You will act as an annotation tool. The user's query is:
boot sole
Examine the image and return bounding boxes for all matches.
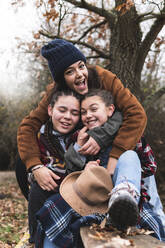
[108,195,139,230]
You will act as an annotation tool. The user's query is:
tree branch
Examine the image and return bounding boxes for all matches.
[39,30,109,58]
[77,19,107,41]
[144,87,165,111]
[70,40,109,58]
[135,13,165,77]
[64,0,116,27]
[138,12,165,22]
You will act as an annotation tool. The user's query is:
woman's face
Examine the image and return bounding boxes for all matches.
[64,61,88,95]
[48,95,80,134]
[81,96,115,130]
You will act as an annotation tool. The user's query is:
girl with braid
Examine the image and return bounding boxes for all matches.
[28,89,81,242]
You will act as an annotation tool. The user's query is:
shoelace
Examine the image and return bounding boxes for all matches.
[108,180,140,200]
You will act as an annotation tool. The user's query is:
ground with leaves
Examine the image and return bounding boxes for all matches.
[0,171,165,248]
[0,172,29,248]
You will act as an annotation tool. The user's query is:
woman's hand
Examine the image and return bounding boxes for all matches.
[77,126,89,147]
[85,159,100,170]
[78,136,100,155]
[107,157,118,175]
[33,166,60,191]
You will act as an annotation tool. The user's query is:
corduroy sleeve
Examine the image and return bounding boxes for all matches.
[87,111,123,149]
[17,83,54,170]
[96,65,147,159]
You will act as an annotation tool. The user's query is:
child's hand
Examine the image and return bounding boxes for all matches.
[79,136,100,155]
[33,166,60,191]
[85,159,100,170]
[77,126,89,146]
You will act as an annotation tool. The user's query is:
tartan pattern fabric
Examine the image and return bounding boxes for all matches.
[135,136,157,178]
[135,136,157,205]
[138,202,165,242]
[35,193,105,248]
[35,194,165,248]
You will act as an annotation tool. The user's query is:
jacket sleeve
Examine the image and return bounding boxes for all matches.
[17,84,54,170]
[65,144,86,174]
[96,65,147,159]
[87,111,123,149]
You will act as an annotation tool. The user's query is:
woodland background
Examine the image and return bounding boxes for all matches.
[0,0,165,190]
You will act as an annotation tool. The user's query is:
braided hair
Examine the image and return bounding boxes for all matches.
[43,89,81,160]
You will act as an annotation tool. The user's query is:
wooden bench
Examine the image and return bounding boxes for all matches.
[80,226,165,248]
[16,226,165,248]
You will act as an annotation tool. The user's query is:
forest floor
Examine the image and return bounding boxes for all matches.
[0,171,29,248]
[0,171,165,248]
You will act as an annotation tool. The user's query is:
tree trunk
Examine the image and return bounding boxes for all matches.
[108,5,142,98]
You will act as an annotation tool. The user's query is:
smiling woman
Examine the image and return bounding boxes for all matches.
[64,61,89,95]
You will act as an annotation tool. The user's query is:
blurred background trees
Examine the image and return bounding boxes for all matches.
[0,0,165,188]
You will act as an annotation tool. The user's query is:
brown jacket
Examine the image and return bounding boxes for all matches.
[17,65,147,170]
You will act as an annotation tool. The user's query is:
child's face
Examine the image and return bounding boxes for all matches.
[81,96,114,129]
[48,95,80,134]
[64,61,88,95]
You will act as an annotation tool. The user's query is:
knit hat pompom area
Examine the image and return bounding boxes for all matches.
[41,39,86,82]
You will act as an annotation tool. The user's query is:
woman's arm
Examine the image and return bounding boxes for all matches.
[96,65,147,159]
[17,83,54,170]
[65,143,86,174]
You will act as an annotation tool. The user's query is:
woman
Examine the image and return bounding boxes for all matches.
[17,39,147,193]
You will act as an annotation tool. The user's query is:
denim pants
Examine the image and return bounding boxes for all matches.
[44,237,58,248]
[112,150,141,198]
[143,175,165,229]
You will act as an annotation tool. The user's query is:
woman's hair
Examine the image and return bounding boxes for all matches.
[82,89,114,106]
[87,65,102,90]
[54,65,102,92]
[49,88,81,107]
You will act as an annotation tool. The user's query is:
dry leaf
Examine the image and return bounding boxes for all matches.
[100,217,106,229]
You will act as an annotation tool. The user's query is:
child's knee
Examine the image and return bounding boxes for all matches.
[120,150,139,161]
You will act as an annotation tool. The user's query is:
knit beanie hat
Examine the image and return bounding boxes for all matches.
[41,39,86,82]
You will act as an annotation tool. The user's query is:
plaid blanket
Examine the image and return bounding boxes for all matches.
[35,193,165,248]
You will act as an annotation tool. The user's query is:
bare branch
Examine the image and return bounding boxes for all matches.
[39,30,55,39]
[138,12,165,22]
[57,3,63,36]
[135,14,165,77]
[64,0,116,27]
[69,39,110,58]
[137,11,153,21]
[77,19,107,41]
[144,86,165,111]
[39,31,109,58]
[86,55,102,59]
[102,0,104,10]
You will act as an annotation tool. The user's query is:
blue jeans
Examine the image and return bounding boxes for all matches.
[143,175,165,229]
[44,236,58,248]
[112,150,141,198]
